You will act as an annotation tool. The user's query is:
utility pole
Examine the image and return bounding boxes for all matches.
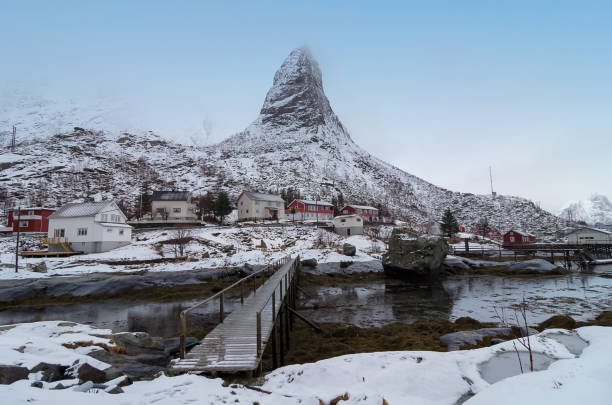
[11,126,16,151]
[15,206,21,273]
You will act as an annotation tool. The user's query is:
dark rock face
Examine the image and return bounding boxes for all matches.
[259,47,343,133]
[77,363,107,383]
[301,258,318,267]
[342,243,356,257]
[31,362,67,382]
[382,229,448,277]
[0,365,29,384]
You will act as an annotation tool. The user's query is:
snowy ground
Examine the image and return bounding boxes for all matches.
[0,226,386,280]
[0,320,610,404]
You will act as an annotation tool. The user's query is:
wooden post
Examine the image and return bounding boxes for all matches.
[179,312,187,359]
[219,292,224,323]
[15,207,21,273]
[279,305,285,366]
[550,251,554,264]
[240,282,244,304]
[256,312,262,357]
[271,290,277,369]
[464,238,469,254]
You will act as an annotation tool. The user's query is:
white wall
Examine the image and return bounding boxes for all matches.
[568,229,612,244]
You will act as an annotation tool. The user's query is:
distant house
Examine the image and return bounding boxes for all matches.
[503,230,536,244]
[488,228,502,239]
[5,207,56,233]
[285,199,334,221]
[565,227,612,244]
[340,205,379,222]
[236,191,285,221]
[333,214,363,236]
[47,201,132,253]
[419,221,443,236]
[151,191,198,220]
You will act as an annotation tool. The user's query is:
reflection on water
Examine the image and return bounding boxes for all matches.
[1,265,611,335]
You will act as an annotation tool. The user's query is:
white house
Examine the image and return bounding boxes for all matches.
[151,191,198,220]
[47,201,132,253]
[236,191,285,221]
[333,214,364,236]
[565,227,612,244]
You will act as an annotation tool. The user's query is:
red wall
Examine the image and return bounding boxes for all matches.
[7,209,55,233]
[286,200,333,215]
[503,231,536,244]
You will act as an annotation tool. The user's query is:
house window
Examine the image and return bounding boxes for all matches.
[119,229,124,235]
[101,214,108,222]
[54,229,65,237]
[107,228,113,233]
[28,210,34,215]
[173,207,181,213]
[341,219,346,223]
[256,209,259,214]
[255,201,260,205]
[510,236,515,242]
[19,221,28,227]
[110,214,121,222]
[77,228,87,236]
[357,218,361,222]
[240,201,243,206]
[246,209,249,214]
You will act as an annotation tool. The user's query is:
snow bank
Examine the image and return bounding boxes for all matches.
[0,321,610,404]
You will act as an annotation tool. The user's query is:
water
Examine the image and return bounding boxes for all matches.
[1,264,611,337]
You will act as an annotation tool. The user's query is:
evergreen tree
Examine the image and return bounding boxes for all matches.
[337,192,345,209]
[331,196,338,215]
[440,209,459,237]
[214,191,233,224]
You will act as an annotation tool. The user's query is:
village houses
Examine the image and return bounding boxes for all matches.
[3,207,56,234]
[565,227,612,244]
[151,191,198,221]
[285,199,334,221]
[236,191,285,221]
[47,201,132,253]
[340,204,379,222]
[503,229,537,244]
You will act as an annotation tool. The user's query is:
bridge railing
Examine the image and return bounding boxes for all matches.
[178,255,290,358]
[255,255,299,361]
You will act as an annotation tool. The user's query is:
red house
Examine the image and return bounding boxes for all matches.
[340,205,379,222]
[6,207,56,233]
[285,199,334,221]
[503,229,536,244]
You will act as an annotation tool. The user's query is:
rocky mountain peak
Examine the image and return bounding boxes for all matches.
[258,47,345,135]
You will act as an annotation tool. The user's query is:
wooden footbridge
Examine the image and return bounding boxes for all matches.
[170,255,301,375]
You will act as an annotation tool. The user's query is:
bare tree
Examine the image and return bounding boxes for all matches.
[171,227,192,258]
[494,297,534,373]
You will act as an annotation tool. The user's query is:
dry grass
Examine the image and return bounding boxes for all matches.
[62,340,127,354]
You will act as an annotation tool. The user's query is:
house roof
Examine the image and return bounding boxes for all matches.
[334,214,361,220]
[241,191,284,203]
[152,191,190,201]
[343,204,378,211]
[49,201,111,218]
[8,207,56,211]
[505,229,535,237]
[292,199,334,207]
[570,227,612,236]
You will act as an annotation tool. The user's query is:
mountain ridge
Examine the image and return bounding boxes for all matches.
[0,48,562,234]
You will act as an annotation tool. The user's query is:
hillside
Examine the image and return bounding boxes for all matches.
[560,194,612,226]
[0,48,562,233]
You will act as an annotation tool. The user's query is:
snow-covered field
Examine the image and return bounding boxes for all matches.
[0,225,385,280]
[0,320,609,404]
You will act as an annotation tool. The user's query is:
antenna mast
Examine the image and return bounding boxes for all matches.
[11,126,16,151]
[489,166,496,198]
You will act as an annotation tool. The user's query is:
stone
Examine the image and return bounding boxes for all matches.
[301,258,318,267]
[538,315,577,330]
[30,261,47,273]
[31,381,43,388]
[53,382,67,390]
[77,363,107,383]
[72,381,95,392]
[506,259,562,273]
[342,243,356,256]
[382,229,448,277]
[111,332,165,353]
[31,362,68,382]
[440,328,512,351]
[260,239,267,249]
[0,365,29,384]
[106,385,124,394]
[117,376,133,387]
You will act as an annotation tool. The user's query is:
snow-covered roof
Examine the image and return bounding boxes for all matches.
[343,204,378,211]
[334,214,360,219]
[152,191,190,201]
[49,201,111,218]
[293,199,334,207]
[8,207,56,211]
[506,229,535,237]
[100,222,132,228]
[569,227,612,235]
[241,191,284,202]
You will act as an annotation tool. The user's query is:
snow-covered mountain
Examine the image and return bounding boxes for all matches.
[0,47,562,233]
[559,194,612,226]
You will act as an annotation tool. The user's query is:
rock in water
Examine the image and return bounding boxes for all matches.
[382,229,448,277]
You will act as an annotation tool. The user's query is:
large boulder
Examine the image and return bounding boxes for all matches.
[31,362,67,382]
[0,365,29,384]
[382,229,448,277]
[77,363,107,383]
[342,243,356,257]
[301,258,318,268]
